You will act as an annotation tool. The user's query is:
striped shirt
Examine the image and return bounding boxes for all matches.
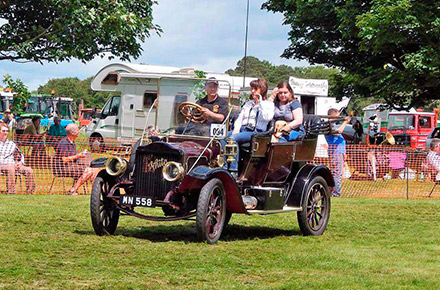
[0,139,24,165]
[234,99,274,132]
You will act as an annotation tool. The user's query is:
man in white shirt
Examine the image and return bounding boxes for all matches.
[0,123,35,193]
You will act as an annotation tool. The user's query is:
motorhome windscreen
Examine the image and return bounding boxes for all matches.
[157,77,232,139]
[388,115,415,129]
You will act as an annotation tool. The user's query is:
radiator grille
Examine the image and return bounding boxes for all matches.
[134,152,180,200]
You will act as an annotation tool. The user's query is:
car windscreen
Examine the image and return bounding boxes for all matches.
[388,115,415,130]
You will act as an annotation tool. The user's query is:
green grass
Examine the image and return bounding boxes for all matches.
[0,196,439,289]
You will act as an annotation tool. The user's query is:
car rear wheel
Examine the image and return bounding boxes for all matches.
[90,176,120,236]
[196,178,227,244]
[297,176,331,236]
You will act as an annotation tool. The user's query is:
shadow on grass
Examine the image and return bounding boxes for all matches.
[75,223,301,243]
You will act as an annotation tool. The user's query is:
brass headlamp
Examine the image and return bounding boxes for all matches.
[105,156,128,176]
[224,137,238,163]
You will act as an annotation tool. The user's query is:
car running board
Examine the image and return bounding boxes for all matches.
[247,206,302,215]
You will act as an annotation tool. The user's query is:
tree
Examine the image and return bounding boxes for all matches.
[0,0,161,62]
[262,0,440,108]
[37,77,111,109]
[3,75,30,115]
[226,56,340,94]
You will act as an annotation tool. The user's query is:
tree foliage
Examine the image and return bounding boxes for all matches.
[225,56,340,95]
[2,74,30,115]
[0,0,161,62]
[262,0,440,108]
[37,77,111,109]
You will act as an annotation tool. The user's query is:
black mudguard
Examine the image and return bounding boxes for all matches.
[187,166,246,213]
[286,164,334,208]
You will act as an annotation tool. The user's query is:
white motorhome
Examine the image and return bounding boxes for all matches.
[87,63,256,145]
[288,77,350,158]
[289,76,349,114]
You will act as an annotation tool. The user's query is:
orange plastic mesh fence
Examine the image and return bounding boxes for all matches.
[0,135,133,195]
[1,135,440,199]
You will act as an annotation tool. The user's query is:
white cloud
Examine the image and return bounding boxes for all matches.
[0,0,307,90]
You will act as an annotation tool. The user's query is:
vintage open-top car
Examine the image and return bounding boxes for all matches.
[90,79,336,244]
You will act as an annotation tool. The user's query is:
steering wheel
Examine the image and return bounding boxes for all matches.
[178,102,207,124]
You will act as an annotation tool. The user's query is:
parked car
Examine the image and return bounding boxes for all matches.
[89,80,335,244]
[425,127,440,148]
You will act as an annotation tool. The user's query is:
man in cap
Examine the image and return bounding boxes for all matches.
[2,109,12,125]
[184,77,228,136]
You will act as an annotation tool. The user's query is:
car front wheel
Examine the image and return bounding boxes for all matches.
[196,178,227,244]
[90,176,120,236]
[297,175,331,236]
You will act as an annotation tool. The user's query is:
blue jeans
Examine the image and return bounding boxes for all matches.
[329,151,344,194]
[279,130,303,142]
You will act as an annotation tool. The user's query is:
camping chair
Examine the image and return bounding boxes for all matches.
[49,161,89,195]
[0,171,24,193]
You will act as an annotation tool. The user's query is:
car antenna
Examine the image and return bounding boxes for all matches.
[140,98,159,146]
[187,107,233,174]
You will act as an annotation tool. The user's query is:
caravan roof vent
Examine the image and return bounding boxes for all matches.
[174,68,195,74]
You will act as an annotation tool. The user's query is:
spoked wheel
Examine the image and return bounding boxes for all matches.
[196,178,227,244]
[297,176,331,236]
[90,176,120,236]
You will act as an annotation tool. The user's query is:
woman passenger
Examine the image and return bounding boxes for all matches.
[269,81,304,142]
[228,78,275,172]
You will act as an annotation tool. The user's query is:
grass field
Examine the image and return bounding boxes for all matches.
[0,196,439,289]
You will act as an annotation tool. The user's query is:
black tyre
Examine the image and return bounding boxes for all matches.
[89,135,104,153]
[224,210,232,229]
[297,176,331,236]
[90,176,120,236]
[196,178,227,244]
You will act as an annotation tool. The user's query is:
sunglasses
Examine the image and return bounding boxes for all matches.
[0,129,9,133]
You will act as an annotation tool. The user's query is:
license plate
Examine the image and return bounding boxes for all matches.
[119,195,155,207]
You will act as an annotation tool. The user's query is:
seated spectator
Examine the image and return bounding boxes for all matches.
[268,81,304,142]
[427,138,440,174]
[48,116,66,139]
[24,116,42,136]
[2,109,12,125]
[53,123,98,195]
[0,123,35,193]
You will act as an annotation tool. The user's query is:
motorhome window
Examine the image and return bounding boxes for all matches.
[419,116,431,128]
[109,96,121,116]
[388,115,415,129]
[143,91,157,108]
[101,98,111,116]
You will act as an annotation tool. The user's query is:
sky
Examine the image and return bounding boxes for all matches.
[0,0,307,91]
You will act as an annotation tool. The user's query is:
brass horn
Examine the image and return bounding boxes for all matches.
[105,156,128,176]
[380,132,396,145]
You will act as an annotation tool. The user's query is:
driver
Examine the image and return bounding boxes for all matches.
[184,77,228,136]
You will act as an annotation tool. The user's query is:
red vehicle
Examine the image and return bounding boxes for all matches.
[387,109,439,149]
[78,108,98,127]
